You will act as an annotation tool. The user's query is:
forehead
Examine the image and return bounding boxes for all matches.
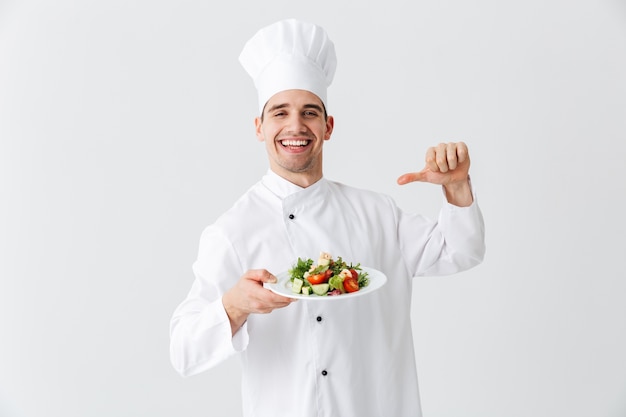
[264,89,324,110]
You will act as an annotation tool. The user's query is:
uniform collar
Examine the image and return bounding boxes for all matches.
[261,169,325,200]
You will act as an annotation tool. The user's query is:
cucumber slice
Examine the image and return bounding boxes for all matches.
[291,278,304,294]
[311,283,330,296]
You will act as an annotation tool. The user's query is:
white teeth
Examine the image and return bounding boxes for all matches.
[281,139,309,146]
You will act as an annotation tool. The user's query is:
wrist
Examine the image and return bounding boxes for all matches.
[443,177,473,207]
[222,291,248,335]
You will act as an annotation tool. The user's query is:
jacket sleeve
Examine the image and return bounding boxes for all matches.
[169,225,249,377]
[399,185,486,277]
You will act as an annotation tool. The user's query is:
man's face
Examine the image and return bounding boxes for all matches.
[255,89,334,186]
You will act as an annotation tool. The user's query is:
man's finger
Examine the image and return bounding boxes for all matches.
[425,146,438,173]
[261,272,277,284]
[247,269,277,284]
[397,170,428,185]
[446,143,458,170]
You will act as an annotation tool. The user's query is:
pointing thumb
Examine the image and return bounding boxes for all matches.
[397,170,427,185]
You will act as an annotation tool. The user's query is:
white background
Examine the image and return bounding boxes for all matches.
[1,0,625,416]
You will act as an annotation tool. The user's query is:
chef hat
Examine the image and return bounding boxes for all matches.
[239,18,337,115]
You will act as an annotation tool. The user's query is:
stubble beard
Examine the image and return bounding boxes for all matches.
[277,154,317,174]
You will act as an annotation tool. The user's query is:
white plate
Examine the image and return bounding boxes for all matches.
[265,266,387,300]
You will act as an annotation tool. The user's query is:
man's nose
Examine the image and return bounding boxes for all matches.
[285,114,307,132]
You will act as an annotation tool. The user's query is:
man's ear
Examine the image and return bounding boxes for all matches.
[324,115,334,141]
[254,117,264,142]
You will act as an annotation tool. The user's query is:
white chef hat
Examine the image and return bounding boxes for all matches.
[239,18,337,115]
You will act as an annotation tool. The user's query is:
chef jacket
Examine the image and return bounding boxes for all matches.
[170,170,485,417]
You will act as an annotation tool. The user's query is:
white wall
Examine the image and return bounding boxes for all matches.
[1,0,625,416]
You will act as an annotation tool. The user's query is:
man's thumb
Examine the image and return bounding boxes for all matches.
[397,170,427,185]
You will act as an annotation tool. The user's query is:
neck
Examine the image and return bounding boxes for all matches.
[270,168,322,188]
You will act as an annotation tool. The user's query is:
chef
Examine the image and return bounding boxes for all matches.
[170,18,486,417]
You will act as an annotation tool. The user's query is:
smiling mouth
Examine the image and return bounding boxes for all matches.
[280,139,311,147]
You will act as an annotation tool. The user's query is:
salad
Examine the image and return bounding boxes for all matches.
[288,252,370,296]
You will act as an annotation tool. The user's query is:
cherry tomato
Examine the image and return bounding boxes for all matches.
[308,269,332,285]
[343,277,359,293]
[349,269,359,280]
[307,273,326,285]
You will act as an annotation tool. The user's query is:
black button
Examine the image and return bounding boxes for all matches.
[321,370,328,376]
[316,316,322,322]
[288,214,295,220]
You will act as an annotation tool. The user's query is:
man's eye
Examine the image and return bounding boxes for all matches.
[304,111,318,117]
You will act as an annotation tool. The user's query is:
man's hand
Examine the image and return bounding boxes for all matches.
[222,269,296,335]
[396,142,473,207]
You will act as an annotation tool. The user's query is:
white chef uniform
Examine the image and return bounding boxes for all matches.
[170,170,485,417]
[170,18,486,417]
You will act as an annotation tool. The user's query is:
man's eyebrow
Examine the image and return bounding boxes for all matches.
[303,103,324,112]
[265,103,324,113]
[266,103,289,113]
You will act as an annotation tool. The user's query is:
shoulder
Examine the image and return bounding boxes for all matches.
[326,179,396,206]
[203,181,275,234]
